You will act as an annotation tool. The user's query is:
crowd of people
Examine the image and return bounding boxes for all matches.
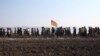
[0,26,100,38]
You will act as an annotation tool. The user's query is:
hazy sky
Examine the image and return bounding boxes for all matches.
[0,0,100,27]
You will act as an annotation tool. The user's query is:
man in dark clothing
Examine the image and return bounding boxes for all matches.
[36,28,39,37]
[7,28,12,37]
[73,27,76,36]
[23,29,29,36]
[17,27,22,36]
[31,28,35,37]
[0,28,3,36]
[41,27,45,37]
[51,27,55,37]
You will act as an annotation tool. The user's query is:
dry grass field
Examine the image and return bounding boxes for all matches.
[0,37,100,56]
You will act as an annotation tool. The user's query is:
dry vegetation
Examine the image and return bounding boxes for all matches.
[0,37,100,56]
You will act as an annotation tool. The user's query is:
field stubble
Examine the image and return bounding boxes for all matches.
[0,37,100,56]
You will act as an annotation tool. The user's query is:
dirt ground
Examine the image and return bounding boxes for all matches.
[0,37,100,56]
